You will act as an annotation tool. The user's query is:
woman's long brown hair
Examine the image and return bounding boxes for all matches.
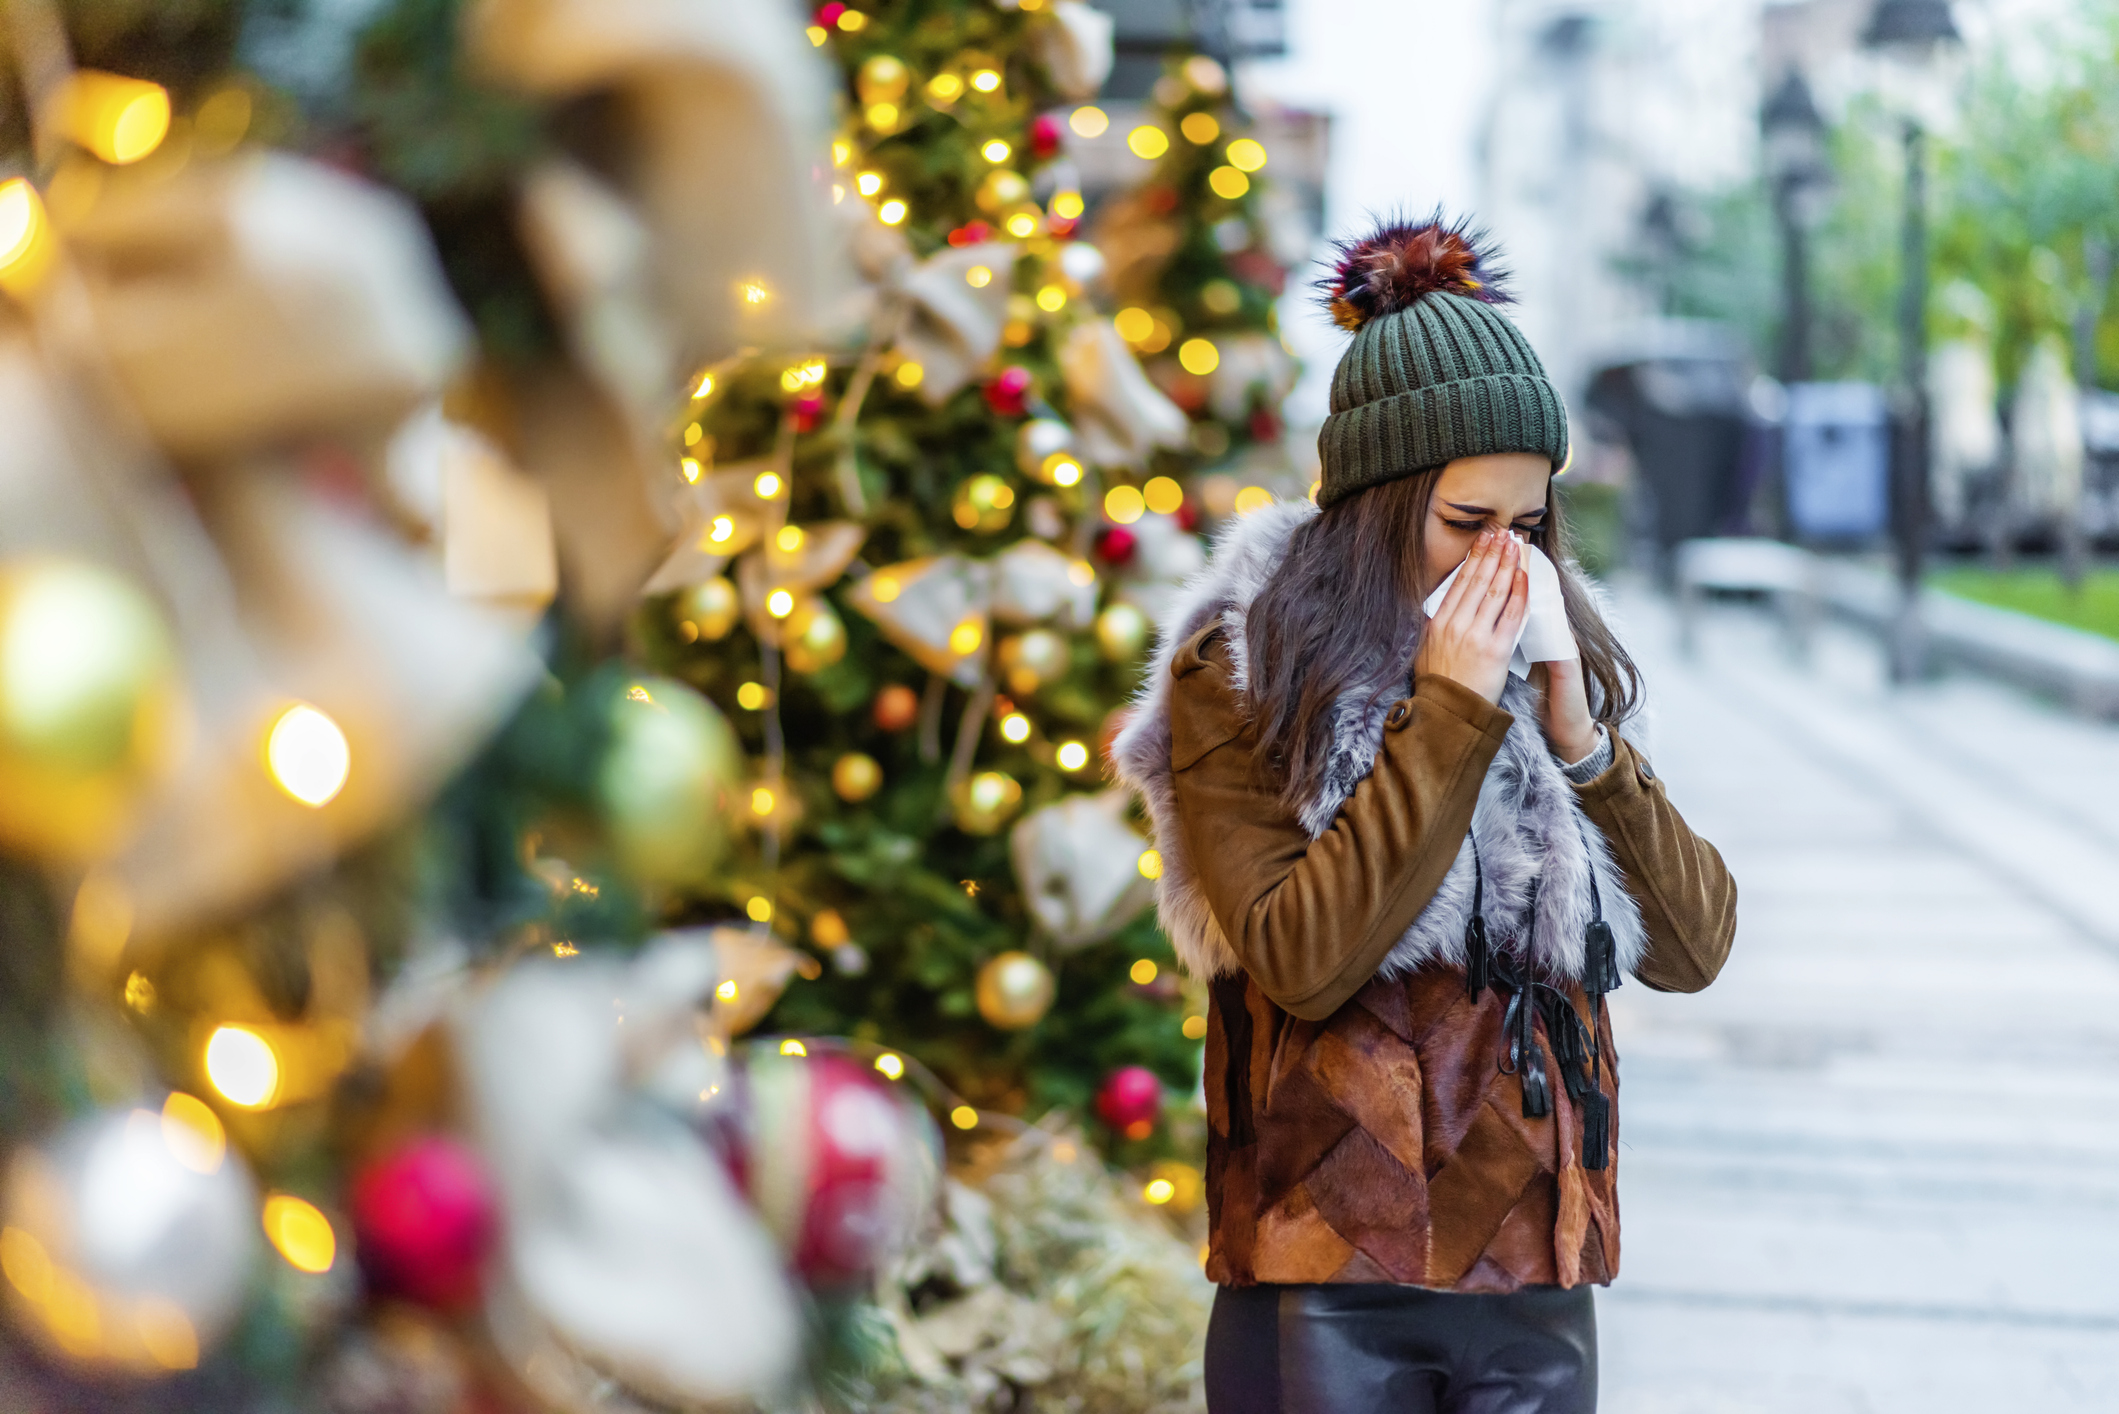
[1245,470,1642,816]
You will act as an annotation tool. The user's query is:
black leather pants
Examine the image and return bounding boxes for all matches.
[1204,1283,1597,1414]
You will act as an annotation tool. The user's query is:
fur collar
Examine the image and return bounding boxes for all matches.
[1111,500,1647,987]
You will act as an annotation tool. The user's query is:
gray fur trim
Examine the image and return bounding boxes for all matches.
[1110,500,1647,987]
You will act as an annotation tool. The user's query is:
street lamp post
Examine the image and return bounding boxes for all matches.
[1863,0,1962,684]
[1761,71,1829,387]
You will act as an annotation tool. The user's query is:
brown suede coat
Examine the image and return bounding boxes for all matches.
[1167,625,1736,1292]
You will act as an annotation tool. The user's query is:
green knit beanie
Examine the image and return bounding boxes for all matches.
[1316,217,1568,509]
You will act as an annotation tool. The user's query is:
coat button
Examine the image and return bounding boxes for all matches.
[1385,701,1414,730]
[1637,757,1655,783]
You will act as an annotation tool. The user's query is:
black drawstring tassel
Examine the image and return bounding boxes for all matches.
[1580,1088,1610,1168]
[1582,834,1623,996]
[1501,981,1551,1119]
[1464,845,1491,999]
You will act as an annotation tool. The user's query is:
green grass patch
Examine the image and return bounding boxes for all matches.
[1931,567,2119,643]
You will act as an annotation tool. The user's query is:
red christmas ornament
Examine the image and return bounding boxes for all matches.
[743,1050,932,1287]
[1095,1066,1163,1139]
[1094,525,1138,568]
[983,366,1033,418]
[948,220,993,247]
[1249,407,1282,444]
[1028,113,1065,160]
[1175,499,1201,532]
[350,1137,498,1310]
[873,683,920,732]
[791,391,828,433]
[814,2,847,26]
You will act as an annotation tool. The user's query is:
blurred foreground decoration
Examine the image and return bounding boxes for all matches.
[0,0,894,1408]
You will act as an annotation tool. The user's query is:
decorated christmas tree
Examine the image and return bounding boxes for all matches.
[1089,52,1303,507]
[0,0,957,1409]
[646,0,1216,1148]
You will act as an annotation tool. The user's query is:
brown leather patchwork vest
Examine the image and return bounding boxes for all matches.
[1202,963,1620,1292]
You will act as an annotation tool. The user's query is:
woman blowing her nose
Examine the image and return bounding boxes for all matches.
[1114,214,1737,1414]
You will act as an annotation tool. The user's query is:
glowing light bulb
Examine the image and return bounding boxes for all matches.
[1180,112,1220,144]
[965,264,993,288]
[1052,459,1082,487]
[204,1026,278,1108]
[1234,485,1275,516]
[875,1052,905,1079]
[894,361,925,388]
[59,72,171,165]
[779,1038,807,1056]
[740,280,770,306]
[1069,106,1109,138]
[1178,337,1221,375]
[1137,849,1164,880]
[1131,958,1159,984]
[970,69,1002,93]
[1114,306,1155,343]
[950,1105,978,1130]
[1144,476,1185,515]
[1005,212,1038,238]
[1183,1014,1208,1040]
[0,180,46,275]
[1051,190,1085,219]
[160,1093,225,1174]
[754,471,784,498]
[1128,125,1170,160]
[999,712,1032,743]
[981,139,1011,163]
[1144,1178,1176,1204]
[949,620,983,655]
[737,682,769,710]
[717,980,739,1002]
[1225,138,1268,171]
[707,515,735,545]
[747,896,774,922]
[1104,485,1146,525]
[767,589,795,618]
[680,457,703,484]
[266,703,350,808]
[1056,741,1089,771]
[856,170,884,196]
[878,198,908,225]
[871,575,901,603]
[1208,165,1249,200]
[262,1194,336,1274]
[776,525,805,552]
[751,786,776,816]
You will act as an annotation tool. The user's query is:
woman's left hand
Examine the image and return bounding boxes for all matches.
[1529,658,1600,765]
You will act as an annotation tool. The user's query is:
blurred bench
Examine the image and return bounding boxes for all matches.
[1673,537,1822,662]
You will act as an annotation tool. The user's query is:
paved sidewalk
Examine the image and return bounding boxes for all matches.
[1595,587,2119,1413]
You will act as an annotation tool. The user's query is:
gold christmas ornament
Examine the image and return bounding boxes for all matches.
[999,629,1070,695]
[1094,603,1150,662]
[1015,418,1079,484]
[0,558,178,862]
[831,752,883,802]
[743,778,803,832]
[781,597,847,673]
[856,55,911,104]
[975,950,1055,1030]
[951,475,1016,533]
[952,769,1023,835]
[974,169,1032,214]
[677,577,741,641]
[846,556,993,688]
[1145,1159,1206,1215]
[599,677,741,885]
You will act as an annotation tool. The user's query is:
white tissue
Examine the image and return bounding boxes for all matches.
[1420,540,1578,679]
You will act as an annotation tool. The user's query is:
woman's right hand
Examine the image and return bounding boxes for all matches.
[1413,529,1528,705]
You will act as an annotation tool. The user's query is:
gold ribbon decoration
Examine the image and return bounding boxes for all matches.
[886,240,1022,406]
[1058,318,1190,470]
[734,519,867,641]
[641,458,789,596]
[846,556,994,689]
